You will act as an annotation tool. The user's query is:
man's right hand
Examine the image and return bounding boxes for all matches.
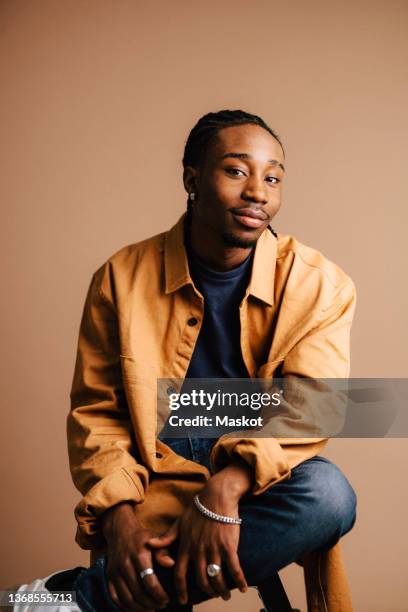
[101,502,172,611]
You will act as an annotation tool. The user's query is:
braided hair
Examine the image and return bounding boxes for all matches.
[182,109,282,237]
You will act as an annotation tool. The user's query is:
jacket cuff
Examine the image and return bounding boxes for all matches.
[209,436,291,495]
[73,467,146,550]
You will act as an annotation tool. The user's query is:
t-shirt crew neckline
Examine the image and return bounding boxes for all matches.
[185,240,254,281]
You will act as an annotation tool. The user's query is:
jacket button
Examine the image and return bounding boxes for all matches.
[187,317,198,326]
[167,385,177,396]
[155,452,163,459]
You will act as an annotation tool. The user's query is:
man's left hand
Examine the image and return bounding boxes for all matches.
[147,462,251,606]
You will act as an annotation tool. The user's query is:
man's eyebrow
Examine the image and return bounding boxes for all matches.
[220,152,285,172]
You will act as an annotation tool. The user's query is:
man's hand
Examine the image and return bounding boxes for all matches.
[148,460,252,606]
[101,502,171,611]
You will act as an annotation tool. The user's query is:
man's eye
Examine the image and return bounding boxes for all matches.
[266,176,280,184]
[226,168,246,176]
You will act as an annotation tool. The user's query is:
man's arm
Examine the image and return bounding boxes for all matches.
[68,263,176,610]
[147,275,358,608]
[147,456,253,605]
[67,262,149,549]
[209,276,357,494]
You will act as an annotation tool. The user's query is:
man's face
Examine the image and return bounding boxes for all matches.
[186,123,285,248]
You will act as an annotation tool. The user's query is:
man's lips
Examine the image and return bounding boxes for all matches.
[231,208,268,229]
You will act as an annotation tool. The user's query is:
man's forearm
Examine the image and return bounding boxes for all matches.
[101,460,253,538]
[205,457,253,501]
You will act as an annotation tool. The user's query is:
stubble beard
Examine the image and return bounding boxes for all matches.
[221,231,260,249]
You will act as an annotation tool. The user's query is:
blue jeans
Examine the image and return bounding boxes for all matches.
[72,437,357,611]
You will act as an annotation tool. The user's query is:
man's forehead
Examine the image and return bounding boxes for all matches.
[213,124,284,163]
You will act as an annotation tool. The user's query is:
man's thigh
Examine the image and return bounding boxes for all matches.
[235,454,357,583]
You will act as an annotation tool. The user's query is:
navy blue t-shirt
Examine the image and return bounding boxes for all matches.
[185,244,254,379]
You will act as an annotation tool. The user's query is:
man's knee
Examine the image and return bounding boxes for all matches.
[307,457,357,540]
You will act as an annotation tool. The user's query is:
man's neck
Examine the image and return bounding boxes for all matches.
[188,219,254,272]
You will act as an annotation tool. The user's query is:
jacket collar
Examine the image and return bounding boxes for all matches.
[164,213,276,306]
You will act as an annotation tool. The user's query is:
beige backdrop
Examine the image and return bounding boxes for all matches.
[1,1,407,610]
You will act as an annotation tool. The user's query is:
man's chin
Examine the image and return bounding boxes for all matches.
[221,231,260,249]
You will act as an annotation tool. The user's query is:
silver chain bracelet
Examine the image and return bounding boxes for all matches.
[193,494,243,524]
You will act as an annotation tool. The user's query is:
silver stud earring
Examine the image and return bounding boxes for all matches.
[189,192,196,201]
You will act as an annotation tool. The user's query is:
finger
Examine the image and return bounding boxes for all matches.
[224,549,249,593]
[206,557,231,601]
[148,523,179,548]
[113,575,148,611]
[138,569,171,609]
[174,550,190,605]
[195,551,218,597]
[120,554,170,609]
[107,579,122,610]
[153,547,176,567]
[148,534,177,547]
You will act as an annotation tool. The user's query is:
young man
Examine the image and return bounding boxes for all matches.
[13,110,357,612]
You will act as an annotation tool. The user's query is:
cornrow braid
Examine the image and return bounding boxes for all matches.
[183,109,283,234]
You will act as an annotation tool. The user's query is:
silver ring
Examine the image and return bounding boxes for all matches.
[139,567,155,580]
[206,563,221,578]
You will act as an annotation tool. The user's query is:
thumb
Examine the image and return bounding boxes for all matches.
[147,522,179,547]
[153,547,175,567]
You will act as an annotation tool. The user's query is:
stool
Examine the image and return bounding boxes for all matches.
[256,572,299,612]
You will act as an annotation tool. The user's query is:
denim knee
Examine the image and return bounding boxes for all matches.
[308,457,357,544]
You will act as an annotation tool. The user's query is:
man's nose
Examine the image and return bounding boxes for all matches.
[241,176,268,204]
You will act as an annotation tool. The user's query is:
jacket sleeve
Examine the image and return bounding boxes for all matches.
[67,263,149,550]
[209,277,357,495]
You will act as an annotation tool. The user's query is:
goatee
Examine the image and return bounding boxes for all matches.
[221,232,259,249]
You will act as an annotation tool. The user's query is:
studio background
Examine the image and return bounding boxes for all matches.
[1,1,407,610]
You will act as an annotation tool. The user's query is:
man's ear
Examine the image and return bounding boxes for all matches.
[183,166,199,196]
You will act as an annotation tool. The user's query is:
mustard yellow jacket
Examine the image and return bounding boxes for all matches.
[67,214,357,611]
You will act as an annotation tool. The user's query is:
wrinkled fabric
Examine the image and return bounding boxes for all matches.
[73,437,356,611]
[67,214,357,611]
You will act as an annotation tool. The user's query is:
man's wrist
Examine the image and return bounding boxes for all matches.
[101,501,138,540]
[207,459,253,500]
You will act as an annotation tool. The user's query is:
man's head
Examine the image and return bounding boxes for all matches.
[183,110,285,249]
